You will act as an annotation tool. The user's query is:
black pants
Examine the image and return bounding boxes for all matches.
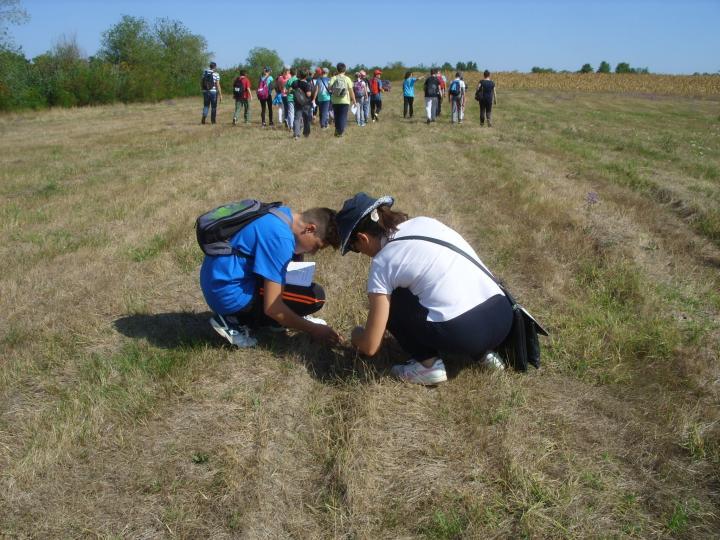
[260,98,273,125]
[403,96,414,118]
[228,282,325,328]
[480,100,493,124]
[387,288,513,361]
[437,95,443,116]
[370,96,382,119]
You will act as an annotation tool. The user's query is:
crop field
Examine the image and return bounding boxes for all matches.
[462,72,720,98]
[1,88,719,538]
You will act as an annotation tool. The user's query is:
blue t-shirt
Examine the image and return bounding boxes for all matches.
[403,77,418,97]
[199,207,294,314]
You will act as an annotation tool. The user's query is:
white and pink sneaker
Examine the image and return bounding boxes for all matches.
[391,358,447,385]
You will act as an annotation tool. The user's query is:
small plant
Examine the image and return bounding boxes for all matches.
[191,452,209,464]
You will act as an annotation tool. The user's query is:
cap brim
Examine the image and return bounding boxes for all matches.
[340,195,394,255]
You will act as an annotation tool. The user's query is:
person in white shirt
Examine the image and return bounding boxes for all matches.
[201,61,222,125]
[336,193,514,385]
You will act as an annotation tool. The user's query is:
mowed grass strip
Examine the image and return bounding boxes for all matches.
[1,91,719,538]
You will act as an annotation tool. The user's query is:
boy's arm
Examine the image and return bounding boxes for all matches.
[263,279,341,344]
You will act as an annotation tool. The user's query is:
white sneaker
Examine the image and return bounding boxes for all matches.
[210,315,257,348]
[391,358,447,385]
[303,315,327,326]
[480,351,505,371]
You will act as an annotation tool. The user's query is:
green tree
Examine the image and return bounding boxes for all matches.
[455,61,466,71]
[579,63,593,73]
[597,61,611,73]
[246,46,283,82]
[531,66,555,73]
[466,60,478,71]
[441,61,453,71]
[615,62,632,73]
[154,18,208,97]
[99,15,161,101]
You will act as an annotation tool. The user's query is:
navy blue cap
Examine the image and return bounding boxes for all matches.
[337,193,394,255]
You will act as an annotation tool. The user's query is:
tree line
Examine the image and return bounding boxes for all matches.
[532,61,650,74]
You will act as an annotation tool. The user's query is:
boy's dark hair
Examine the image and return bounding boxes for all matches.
[240,69,247,76]
[209,62,217,69]
[455,71,461,78]
[404,71,412,79]
[290,68,296,76]
[336,62,346,73]
[301,208,340,249]
[484,70,490,77]
[351,206,409,244]
[297,68,307,79]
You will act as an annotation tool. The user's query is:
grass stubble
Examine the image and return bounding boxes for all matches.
[0,87,719,538]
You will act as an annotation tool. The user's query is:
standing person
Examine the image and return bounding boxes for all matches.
[257,67,274,128]
[353,71,370,126]
[284,68,298,131]
[291,69,314,139]
[200,203,342,348]
[201,61,222,125]
[436,71,447,116]
[276,67,291,129]
[232,69,252,125]
[448,71,466,124]
[402,71,423,119]
[423,69,441,124]
[329,62,356,137]
[369,69,385,122]
[476,70,497,127]
[313,67,331,129]
[336,193,514,385]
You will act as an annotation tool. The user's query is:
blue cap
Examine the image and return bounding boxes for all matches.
[336,193,394,255]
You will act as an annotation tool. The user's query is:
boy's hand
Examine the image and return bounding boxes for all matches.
[310,324,343,345]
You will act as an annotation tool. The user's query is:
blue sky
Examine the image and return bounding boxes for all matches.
[9,0,720,74]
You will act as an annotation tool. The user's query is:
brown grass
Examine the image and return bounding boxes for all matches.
[1,90,719,538]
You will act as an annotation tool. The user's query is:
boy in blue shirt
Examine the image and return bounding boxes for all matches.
[200,206,341,346]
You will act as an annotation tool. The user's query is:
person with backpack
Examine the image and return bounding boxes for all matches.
[290,69,314,139]
[201,61,222,125]
[369,69,385,122]
[423,69,441,124]
[335,192,513,385]
[436,72,447,116]
[284,68,298,131]
[476,70,497,127]
[312,67,331,129]
[257,67,274,128]
[353,71,370,127]
[200,202,342,348]
[231,69,252,125]
[448,71,466,124]
[328,62,356,137]
[402,71,424,119]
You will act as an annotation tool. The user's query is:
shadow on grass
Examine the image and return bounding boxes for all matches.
[113,312,486,385]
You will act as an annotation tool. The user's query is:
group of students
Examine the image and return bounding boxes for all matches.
[200,62,498,138]
[200,193,512,386]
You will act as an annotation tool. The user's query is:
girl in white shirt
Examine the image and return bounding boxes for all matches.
[336,193,513,385]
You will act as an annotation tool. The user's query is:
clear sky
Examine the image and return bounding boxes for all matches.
[8,0,720,74]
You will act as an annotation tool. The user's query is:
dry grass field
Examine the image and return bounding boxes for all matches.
[1,88,719,538]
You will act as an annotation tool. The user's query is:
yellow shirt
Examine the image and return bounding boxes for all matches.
[328,74,354,105]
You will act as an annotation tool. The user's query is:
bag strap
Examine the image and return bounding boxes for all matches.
[388,235,515,304]
[389,234,548,336]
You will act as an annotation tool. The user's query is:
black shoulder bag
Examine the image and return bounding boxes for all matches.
[389,235,549,371]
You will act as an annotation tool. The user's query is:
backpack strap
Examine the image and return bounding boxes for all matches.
[232,207,292,258]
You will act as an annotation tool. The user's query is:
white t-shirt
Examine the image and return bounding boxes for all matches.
[367,217,504,322]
